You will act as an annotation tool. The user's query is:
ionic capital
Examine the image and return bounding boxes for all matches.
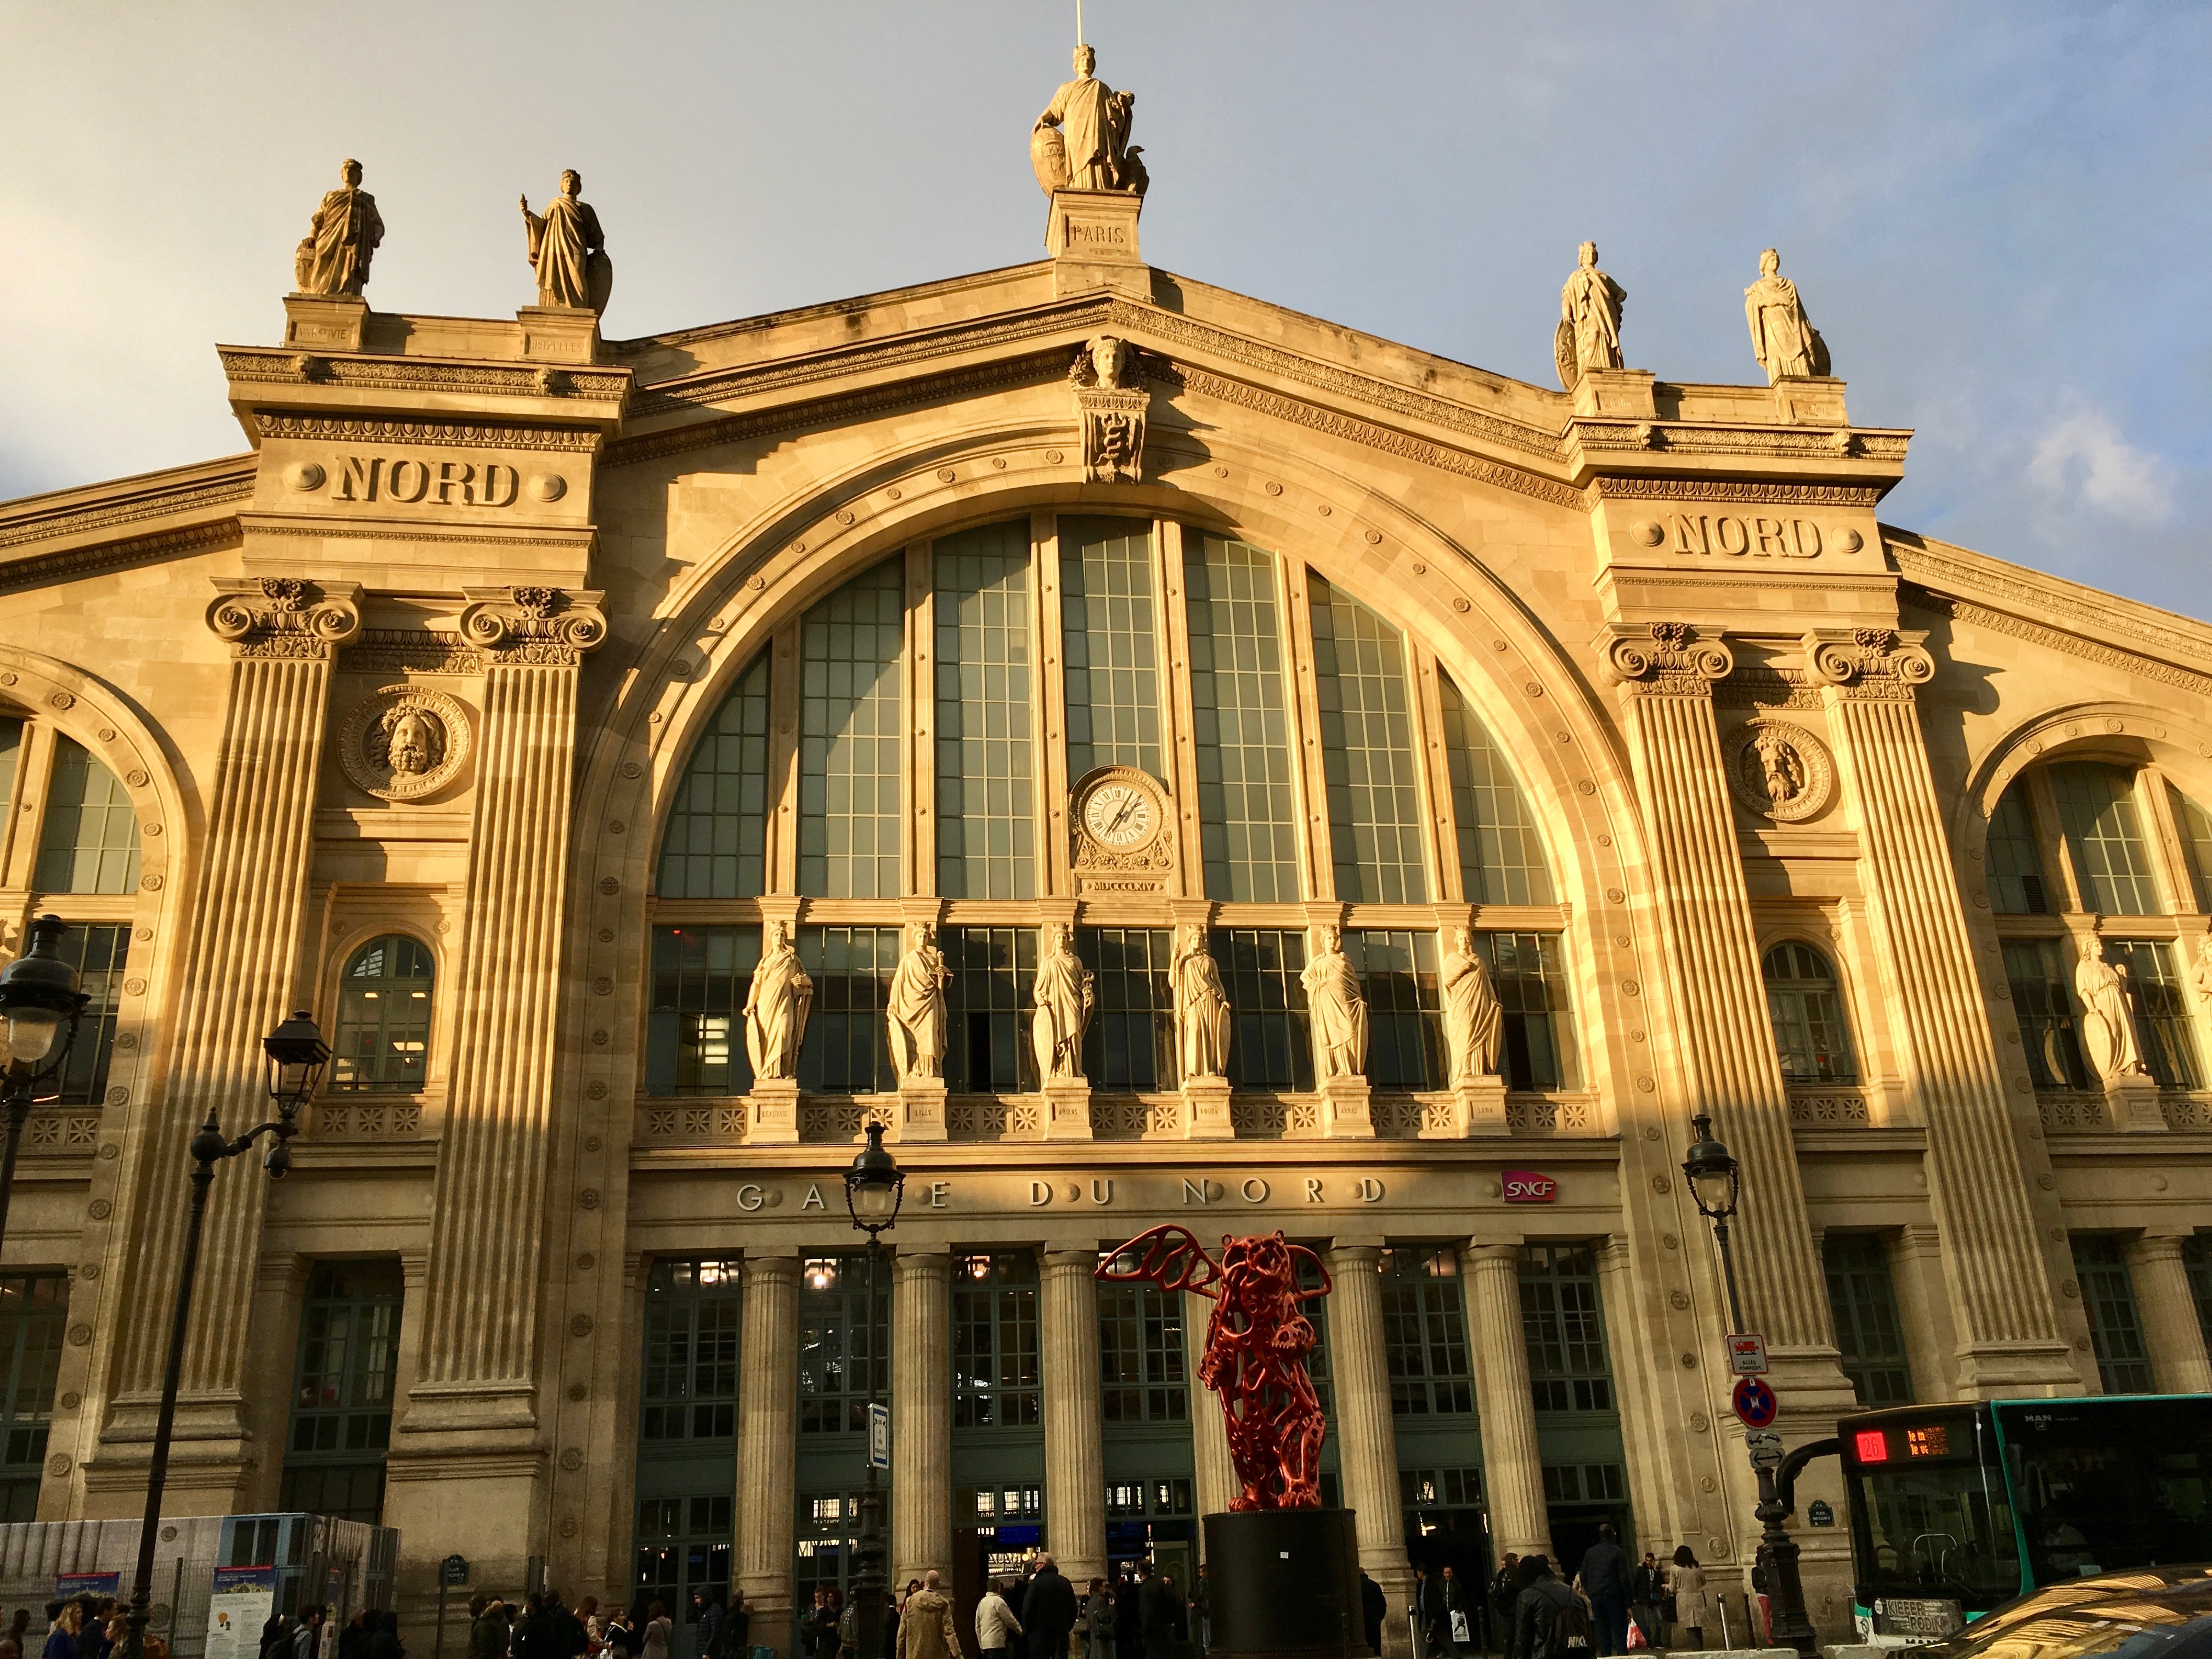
[1598,620,1733,694]
[206,575,362,659]
[458,585,608,664]
[1801,627,1936,699]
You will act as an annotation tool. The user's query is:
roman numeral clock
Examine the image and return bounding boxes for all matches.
[1069,765,1174,895]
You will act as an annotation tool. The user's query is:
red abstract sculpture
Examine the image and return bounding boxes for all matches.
[1097,1225,1332,1510]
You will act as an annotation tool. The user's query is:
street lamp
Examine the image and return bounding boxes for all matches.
[842,1123,903,1659]
[122,1011,329,1659]
[0,916,89,1259]
[1680,1111,1817,1659]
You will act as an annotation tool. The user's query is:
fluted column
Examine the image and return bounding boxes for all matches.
[2126,1234,2212,1393]
[1325,1243,1413,1657]
[738,1252,800,1658]
[1041,1249,1107,1585]
[893,1251,953,1587]
[1462,1244,1553,1564]
[1807,629,2075,1395]
[96,578,359,1505]
[1182,1284,1237,1527]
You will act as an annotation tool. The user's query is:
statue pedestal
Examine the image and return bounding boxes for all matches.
[1201,1509,1365,1659]
[1041,1081,1093,1141]
[1436,1077,1509,1138]
[2104,1072,2168,1133]
[1771,374,1849,426]
[1571,368,1656,420]
[1316,1076,1374,1139]
[748,1079,799,1146]
[1048,188,1148,301]
[896,1079,949,1144]
[1184,1077,1234,1141]
[516,304,602,364]
[283,294,368,353]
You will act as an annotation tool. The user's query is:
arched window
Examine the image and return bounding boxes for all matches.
[1308,573,1427,902]
[331,936,435,1092]
[659,652,770,899]
[1438,672,1553,905]
[1763,943,1858,1084]
[799,561,904,899]
[33,736,139,894]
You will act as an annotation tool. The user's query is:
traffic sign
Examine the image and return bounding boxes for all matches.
[1745,1430,1783,1470]
[868,1402,891,1469]
[1732,1375,1778,1429]
[1726,1334,1768,1376]
[442,1555,469,1586]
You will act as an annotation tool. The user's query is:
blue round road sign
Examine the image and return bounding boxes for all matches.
[1732,1376,1777,1428]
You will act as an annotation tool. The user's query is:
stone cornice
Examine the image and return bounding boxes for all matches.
[0,458,255,552]
[1909,586,2212,703]
[219,347,631,405]
[1588,476,1886,507]
[0,517,242,596]
[253,411,603,454]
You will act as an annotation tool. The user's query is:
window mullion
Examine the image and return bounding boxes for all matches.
[0,724,58,895]
[1280,559,1334,902]
[2140,768,2203,925]
[905,541,935,899]
[766,619,802,896]
[2029,770,2087,914]
[1156,519,1206,898]
[1409,644,1463,906]
[1033,511,1073,899]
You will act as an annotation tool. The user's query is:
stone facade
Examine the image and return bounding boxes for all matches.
[3,202,2211,1657]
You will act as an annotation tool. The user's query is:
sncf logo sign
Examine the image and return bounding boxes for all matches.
[1502,1170,1557,1204]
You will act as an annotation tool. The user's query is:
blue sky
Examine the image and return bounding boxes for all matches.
[3,1,2205,616]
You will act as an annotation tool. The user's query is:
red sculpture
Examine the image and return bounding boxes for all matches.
[1097,1225,1332,1510]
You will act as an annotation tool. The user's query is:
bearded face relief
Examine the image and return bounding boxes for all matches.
[383,706,442,776]
[340,685,471,802]
[1729,718,1833,823]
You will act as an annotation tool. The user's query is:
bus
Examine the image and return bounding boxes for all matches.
[1837,1396,2212,1643]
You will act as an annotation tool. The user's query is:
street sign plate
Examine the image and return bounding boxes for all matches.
[1726,1333,1768,1375]
[1808,1500,1835,1528]
[1745,1430,1783,1470]
[1732,1375,1778,1429]
[868,1401,890,1469]
[442,1555,469,1585]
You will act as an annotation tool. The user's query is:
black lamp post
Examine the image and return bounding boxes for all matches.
[122,1011,329,1659]
[842,1123,904,1659]
[0,915,89,1257]
[1680,1112,1817,1658]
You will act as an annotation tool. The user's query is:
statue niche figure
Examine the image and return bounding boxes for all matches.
[1300,925,1369,1082]
[293,159,383,297]
[1744,248,1831,384]
[1441,929,1502,1087]
[520,170,613,313]
[887,923,951,1081]
[2075,952,2149,1081]
[744,920,813,1084]
[1032,923,1097,1084]
[1555,240,1627,388]
[1032,44,1146,196]
[1172,926,1232,1082]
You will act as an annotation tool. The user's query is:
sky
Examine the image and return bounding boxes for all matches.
[2,1,2207,617]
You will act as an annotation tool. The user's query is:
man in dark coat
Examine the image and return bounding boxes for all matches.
[1358,1573,1386,1656]
[1575,1526,1629,1658]
[1135,1570,1179,1659]
[1114,1574,1143,1659]
[1022,1558,1079,1659]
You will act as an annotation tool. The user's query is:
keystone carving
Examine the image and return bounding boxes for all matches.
[458,585,608,664]
[1070,336,1148,483]
[1801,627,1936,698]
[1599,620,1733,693]
[205,577,362,659]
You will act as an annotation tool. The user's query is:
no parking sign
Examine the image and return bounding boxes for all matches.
[1732,1375,1778,1428]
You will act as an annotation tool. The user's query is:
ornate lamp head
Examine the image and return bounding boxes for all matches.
[0,916,88,1080]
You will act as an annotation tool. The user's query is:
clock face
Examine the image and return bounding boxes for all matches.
[1083,780,1156,848]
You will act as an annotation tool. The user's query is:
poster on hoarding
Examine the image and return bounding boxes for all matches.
[207,1567,276,1659]
[57,1575,120,1599]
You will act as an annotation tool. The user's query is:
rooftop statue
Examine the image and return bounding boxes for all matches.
[292,159,383,297]
[1555,240,1626,388]
[1032,44,1147,197]
[1745,249,1831,383]
[520,170,612,313]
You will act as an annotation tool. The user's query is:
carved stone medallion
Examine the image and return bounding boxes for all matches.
[338,684,472,801]
[1070,765,1173,893]
[1728,716,1832,822]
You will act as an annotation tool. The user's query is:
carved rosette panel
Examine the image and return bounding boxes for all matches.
[1728,716,1835,822]
[457,585,608,665]
[337,684,473,802]
[205,577,361,659]
[1600,620,1734,696]
[1802,627,1937,701]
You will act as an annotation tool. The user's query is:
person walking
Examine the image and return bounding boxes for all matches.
[1664,1549,1709,1652]
[1486,1559,1519,1659]
[1112,1576,1142,1659]
[1510,1560,1579,1659]
[1135,1570,1178,1659]
[693,1596,726,1659]
[1081,1579,1115,1659]
[1574,1526,1629,1658]
[639,1602,672,1659]
[1358,1573,1385,1657]
[893,1572,962,1659]
[1022,1558,1077,1659]
[1626,1556,1661,1651]
[977,1583,1021,1659]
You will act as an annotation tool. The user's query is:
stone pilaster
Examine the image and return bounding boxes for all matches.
[1805,629,2076,1393]
[2126,1234,2212,1394]
[1887,1225,1961,1407]
[891,1251,953,1587]
[91,577,359,1512]
[1591,1239,1674,1555]
[1040,1249,1107,1585]
[1182,1284,1237,1530]
[1600,623,1847,1402]
[1325,1243,1413,1659]
[1462,1243,1553,1564]
[737,1252,800,1658]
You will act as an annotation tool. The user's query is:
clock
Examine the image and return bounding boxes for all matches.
[1069,765,1173,889]
[1084,778,1156,848]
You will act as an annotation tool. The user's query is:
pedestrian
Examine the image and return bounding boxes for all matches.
[640,1601,672,1659]
[601,1611,635,1659]
[294,1609,328,1659]
[1113,1576,1142,1659]
[1626,1556,1661,1651]
[1487,1557,1519,1658]
[893,1572,962,1659]
[1510,1559,1581,1659]
[42,1605,80,1659]
[977,1583,1020,1659]
[1358,1573,1385,1657]
[728,1592,751,1659]
[1022,1556,1077,1659]
[368,1610,406,1659]
[1664,1549,1708,1652]
[693,1595,726,1659]
[803,1593,837,1659]
[1189,1569,1209,1659]
[1441,1567,1477,1659]
[75,1607,109,1659]
[1574,1526,1628,1658]
[1081,1579,1115,1659]
[1135,1569,1177,1659]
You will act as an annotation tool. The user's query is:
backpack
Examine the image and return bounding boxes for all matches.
[1551,1594,1592,1655]
[1525,1583,1588,1659]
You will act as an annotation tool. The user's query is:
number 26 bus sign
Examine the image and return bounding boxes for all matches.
[1503,1170,1557,1204]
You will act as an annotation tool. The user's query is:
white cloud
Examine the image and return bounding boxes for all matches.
[2030,409,2175,524]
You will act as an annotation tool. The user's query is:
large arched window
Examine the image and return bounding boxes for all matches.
[331,936,435,1092]
[1762,942,1859,1084]
[33,735,139,895]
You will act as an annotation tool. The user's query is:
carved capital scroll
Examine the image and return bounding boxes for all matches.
[457,585,608,664]
[205,576,362,659]
[1801,627,1936,699]
[1598,620,1733,694]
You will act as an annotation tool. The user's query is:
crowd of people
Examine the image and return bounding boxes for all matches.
[1413,1532,1722,1659]
[792,1553,1203,1659]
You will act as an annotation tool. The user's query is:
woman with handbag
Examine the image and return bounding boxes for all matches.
[1664,1549,1709,1652]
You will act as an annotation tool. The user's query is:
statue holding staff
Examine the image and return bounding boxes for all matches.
[744,920,813,1082]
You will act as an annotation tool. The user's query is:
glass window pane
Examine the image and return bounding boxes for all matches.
[1353,930,1442,1091]
[1185,533,1299,902]
[2101,940,2202,1090]
[797,927,898,1094]
[1380,1248,1472,1416]
[1212,928,1312,1091]
[42,923,128,1106]
[1520,1243,1617,1417]
[1079,928,1174,1091]
[2004,939,2091,1090]
[1986,782,2051,915]
[2070,1235,2154,1394]
[1440,673,1551,905]
[33,737,139,895]
[1308,575,1427,903]
[1096,1266,1186,1424]
[944,926,1037,1094]
[2170,786,2212,915]
[1478,933,1577,1091]
[281,1260,403,1525]
[1822,1234,1913,1406]
[646,926,761,1096]
[798,1253,889,1435]
[952,1253,1040,1430]
[0,721,20,817]
[800,562,905,899]
[2050,763,2161,916]
[1762,942,1859,1084]
[0,1273,66,1511]
[659,651,771,899]
[640,1259,743,1443]
[329,934,435,1093]
[935,523,1035,901]
[1059,516,1163,780]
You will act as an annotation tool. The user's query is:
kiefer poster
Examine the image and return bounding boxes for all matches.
[207,1567,276,1659]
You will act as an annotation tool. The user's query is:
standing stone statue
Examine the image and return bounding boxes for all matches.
[1300,925,1369,1081]
[520,170,612,312]
[1171,925,1232,1082]
[2193,935,2212,1005]
[2075,951,2148,1080]
[1441,929,1503,1086]
[744,920,814,1082]
[292,159,383,297]
[1033,44,1144,195]
[1743,249,1830,383]
[1555,240,1627,388]
[1032,923,1096,1083]
[887,923,951,1081]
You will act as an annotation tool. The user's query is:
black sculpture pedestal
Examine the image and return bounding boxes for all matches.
[1202,1508,1365,1659]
